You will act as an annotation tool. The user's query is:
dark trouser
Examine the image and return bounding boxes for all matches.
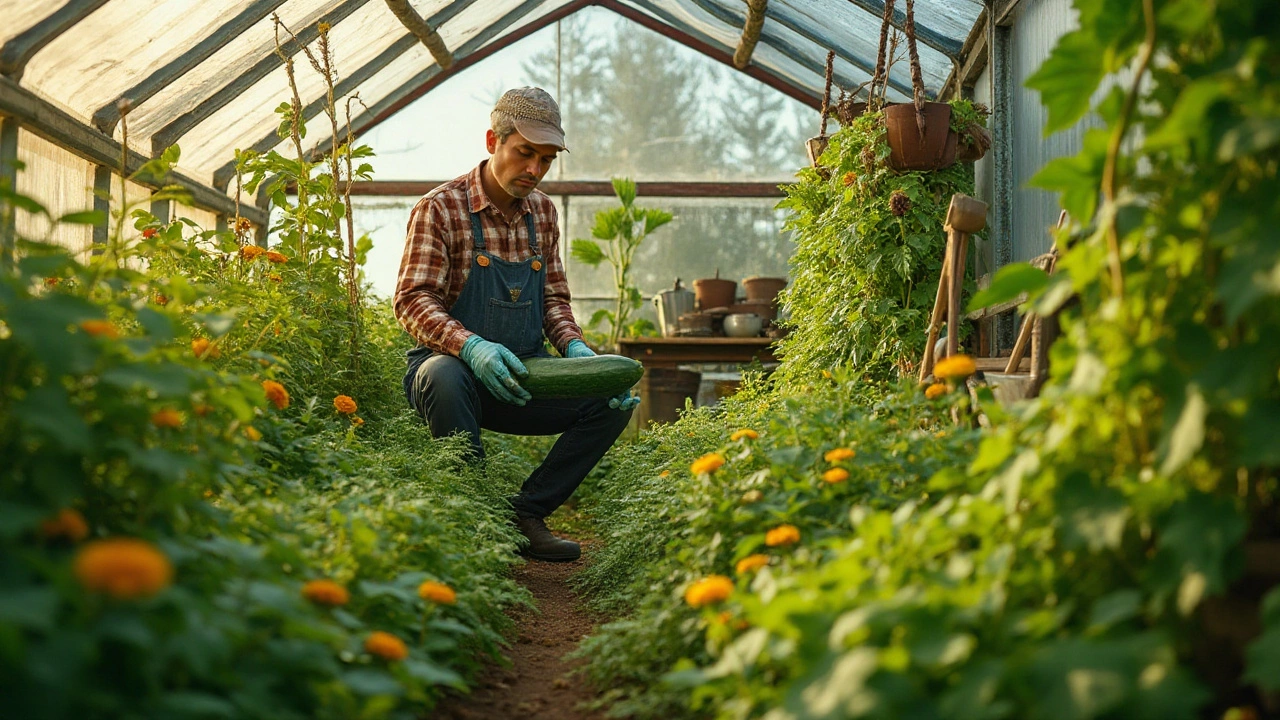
[407,354,633,519]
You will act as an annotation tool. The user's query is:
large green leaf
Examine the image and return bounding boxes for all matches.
[571,238,605,266]
[966,263,1049,314]
[1024,29,1106,135]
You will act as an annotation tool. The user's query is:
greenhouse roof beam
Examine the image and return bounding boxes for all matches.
[843,0,963,59]
[290,179,788,197]
[149,0,380,156]
[210,0,485,191]
[686,0,911,98]
[0,76,266,227]
[0,0,113,80]
[733,0,768,70]
[91,0,291,135]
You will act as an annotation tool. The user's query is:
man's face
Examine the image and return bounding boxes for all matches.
[486,129,559,199]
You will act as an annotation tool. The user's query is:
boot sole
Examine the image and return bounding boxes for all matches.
[518,547,581,563]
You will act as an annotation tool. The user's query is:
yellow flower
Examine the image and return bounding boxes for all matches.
[150,408,183,429]
[730,428,758,441]
[191,337,221,360]
[821,369,832,379]
[690,453,725,475]
[267,273,282,283]
[266,251,288,264]
[79,320,119,339]
[240,245,266,260]
[244,426,263,442]
[925,383,947,399]
[934,354,977,381]
[659,470,670,478]
[765,524,801,547]
[41,508,89,542]
[73,538,173,599]
[684,575,733,608]
[301,579,349,607]
[317,21,331,33]
[333,395,358,415]
[824,447,856,463]
[822,468,850,484]
[740,489,764,504]
[364,631,409,661]
[351,416,365,426]
[735,554,770,574]
[262,380,289,410]
[418,580,457,605]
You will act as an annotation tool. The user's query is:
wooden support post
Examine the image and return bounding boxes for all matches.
[946,230,970,359]
[384,0,455,69]
[92,165,111,248]
[733,0,768,69]
[1,115,18,266]
[919,241,952,384]
[919,194,987,381]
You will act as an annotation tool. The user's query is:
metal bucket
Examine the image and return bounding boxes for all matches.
[653,279,695,337]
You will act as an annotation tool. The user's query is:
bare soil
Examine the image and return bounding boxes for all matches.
[431,549,608,720]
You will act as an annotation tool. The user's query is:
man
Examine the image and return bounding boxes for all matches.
[395,87,639,562]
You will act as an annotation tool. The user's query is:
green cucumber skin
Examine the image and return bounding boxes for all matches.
[521,355,645,399]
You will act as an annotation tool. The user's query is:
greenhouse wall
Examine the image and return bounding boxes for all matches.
[14,130,92,254]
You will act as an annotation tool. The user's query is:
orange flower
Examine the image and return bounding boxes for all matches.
[765,524,801,547]
[41,508,89,542]
[934,354,977,381]
[730,428,758,441]
[684,575,733,608]
[351,416,365,427]
[823,467,850,484]
[301,579,349,607]
[333,395,358,415]
[842,170,857,186]
[243,426,263,442]
[151,408,183,429]
[735,554,770,574]
[659,470,670,478]
[267,273,282,283]
[266,251,288,264]
[364,631,409,661]
[73,538,173,599]
[925,383,947,399]
[690,453,725,475]
[79,320,119,339]
[418,580,457,604]
[142,227,158,239]
[191,337,221,360]
[44,276,60,287]
[234,217,253,234]
[192,403,214,417]
[261,380,289,410]
[824,447,856,463]
[821,369,833,379]
[240,245,266,260]
[153,293,169,306]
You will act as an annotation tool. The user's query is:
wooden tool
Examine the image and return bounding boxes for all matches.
[919,194,988,383]
[1003,209,1068,374]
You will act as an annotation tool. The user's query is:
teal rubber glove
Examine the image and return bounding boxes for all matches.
[565,340,639,411]
[565,339,595,359]
[459,336,531,406]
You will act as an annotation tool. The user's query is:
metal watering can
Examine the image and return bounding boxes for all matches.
[653,278,695,337]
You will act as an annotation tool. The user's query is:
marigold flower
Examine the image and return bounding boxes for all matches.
[740,489,764,504]
[333,395,358,415]
[301,579,349,607]
[364,631,409,661]
[765,524,801,547]
[41,508,89,542]
[151,408,183,429]
[934,354,977,381]
[142,227,158,239]
[261,380,289,410]
[234,217,253,234]
[821,369,833,379]
[191,337,221,360]
[266,251,288,264]
[73,538,173,599]
[79,320,119,339]
[822,468,850,484]
[267,273,282,283]
[418,580,457,605]
[735,554,770,574]
[153,293,169,306]
[690,453,725,475]
[925,383,948,399]
[659,470,670,478]
[240,245,266,260]
[684,575,733,608]
[44,276,60,287]
[244,426,263,442]
[842,170,857,186]
[824,447,856,463]
[730,428,758,442]
[351,416,365,426]
[191,403,214,417]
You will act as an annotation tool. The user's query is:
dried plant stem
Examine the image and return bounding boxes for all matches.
[273,16,309,265]
[820,50,834,136]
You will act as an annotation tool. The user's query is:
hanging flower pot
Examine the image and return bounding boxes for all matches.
[806,135,830,167]
[883,102,958,171]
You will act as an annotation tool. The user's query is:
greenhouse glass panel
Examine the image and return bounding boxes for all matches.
[23,0,262,119]
[14,129,94,255]
[0,1,58,47]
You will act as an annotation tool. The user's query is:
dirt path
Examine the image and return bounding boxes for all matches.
[432,551,608,720]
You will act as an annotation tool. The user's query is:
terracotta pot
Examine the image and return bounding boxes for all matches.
[693,276,736,311]
[883,102,958,172]
[805,136,829,168]
[956,124,991,162]
[742,276,787,304]
[733,300,776,322]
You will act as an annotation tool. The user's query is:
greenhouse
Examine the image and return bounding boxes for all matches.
[1,0,1278,718]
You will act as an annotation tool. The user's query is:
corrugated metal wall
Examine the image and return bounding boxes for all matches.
[15,130,93,255]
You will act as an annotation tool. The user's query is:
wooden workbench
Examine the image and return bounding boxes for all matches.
[616,336,779,369]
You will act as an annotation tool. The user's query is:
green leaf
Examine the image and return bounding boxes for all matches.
[570,239,605,266]
[966,263,1049,314]
[16,385,91,453]
[611,177,637,208]
[403,659,464,687]
[0,587,59,631]
[1243,628,1280,691]
[57,210,107,225]
[343,668,403,696]
[1025,29,1106,135]
[1158,383,1207,475]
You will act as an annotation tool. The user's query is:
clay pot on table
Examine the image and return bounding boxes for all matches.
[693,270,736,312]
[742,276,787,304]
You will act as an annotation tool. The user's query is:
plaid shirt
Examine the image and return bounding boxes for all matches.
[394,161,583,357]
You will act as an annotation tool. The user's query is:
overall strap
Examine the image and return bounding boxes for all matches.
[524,211,539,254]
[469,210,485,250]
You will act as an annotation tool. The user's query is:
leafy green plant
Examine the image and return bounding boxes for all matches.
[571,177,673,350]
[773,111,973,386]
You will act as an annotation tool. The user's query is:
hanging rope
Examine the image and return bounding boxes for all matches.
[870,0,896,108]
[819,50,835,136]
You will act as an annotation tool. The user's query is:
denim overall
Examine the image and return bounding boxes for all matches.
[402,193,633,519]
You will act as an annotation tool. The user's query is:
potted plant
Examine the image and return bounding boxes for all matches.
[950,99,992,162]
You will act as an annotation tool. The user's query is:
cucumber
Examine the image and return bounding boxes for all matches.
[521,355,645,399]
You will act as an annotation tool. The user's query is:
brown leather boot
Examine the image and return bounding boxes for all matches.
[513,516,581,562]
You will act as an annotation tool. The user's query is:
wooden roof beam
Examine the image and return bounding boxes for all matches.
[287,180,787,198]
[0,0,112,80]
[384,0,454,70]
